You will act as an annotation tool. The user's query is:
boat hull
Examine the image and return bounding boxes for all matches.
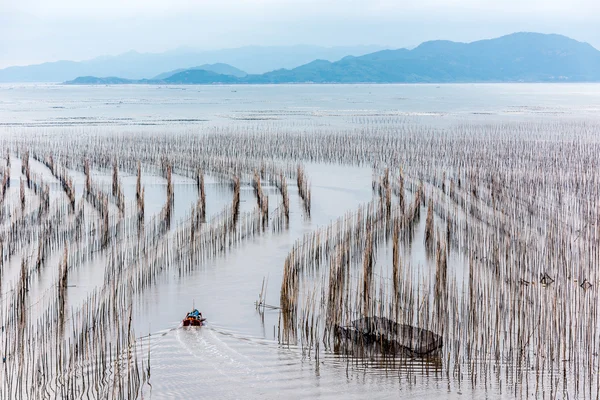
[182,318,206,327]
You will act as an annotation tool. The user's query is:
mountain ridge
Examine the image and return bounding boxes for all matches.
[65,33,600,85]
[0,45,386,82]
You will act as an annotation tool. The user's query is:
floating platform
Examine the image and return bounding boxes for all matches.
[335,317,443,357]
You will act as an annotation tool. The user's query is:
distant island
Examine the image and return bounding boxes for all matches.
[69,68,241,85]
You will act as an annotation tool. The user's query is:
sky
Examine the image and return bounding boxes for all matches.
[1,0,599,68]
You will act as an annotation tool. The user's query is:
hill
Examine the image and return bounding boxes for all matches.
[163,69,239,84]
[152,63,247,80]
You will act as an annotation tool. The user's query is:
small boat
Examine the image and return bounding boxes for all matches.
[182,309,206,327]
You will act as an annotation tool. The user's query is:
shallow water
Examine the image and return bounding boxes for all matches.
[1,84,600,399]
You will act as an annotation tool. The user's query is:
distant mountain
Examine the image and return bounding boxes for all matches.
[250,33,600,83]
[153,63,247,80]
[0,45,385,83]
[65,33,600,85]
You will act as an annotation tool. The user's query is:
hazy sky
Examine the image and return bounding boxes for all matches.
[1,0,599,68]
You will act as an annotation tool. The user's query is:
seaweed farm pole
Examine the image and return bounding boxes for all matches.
[434,235,448,336]
[190,207,197,260]
[279,172,290,225]
[425,198,434,254]
[22,150,31,188]
[362,222,374,316]
[84,158,91,195]
[392,217,400,316]
[58,245,69,336]
[102,197,109,248]
[136,161,142,202]
[19,178,25,212]
[164,162,174,229]
[232,175,240,228]
[136,161,144,228]
[197,169,206,223]
[35,229,46,271]
[399,167,405,212]
[297,164,311,217]
[110,159,125,217]
[252,170,268,230]
[112,159,119,196]
[1,165,9,199]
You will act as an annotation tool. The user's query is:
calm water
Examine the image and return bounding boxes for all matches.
[1,83,600,129]
[2,84,600,399]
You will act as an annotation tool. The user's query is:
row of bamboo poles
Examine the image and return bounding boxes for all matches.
[2,119,600,398]
[0,129,313,399]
